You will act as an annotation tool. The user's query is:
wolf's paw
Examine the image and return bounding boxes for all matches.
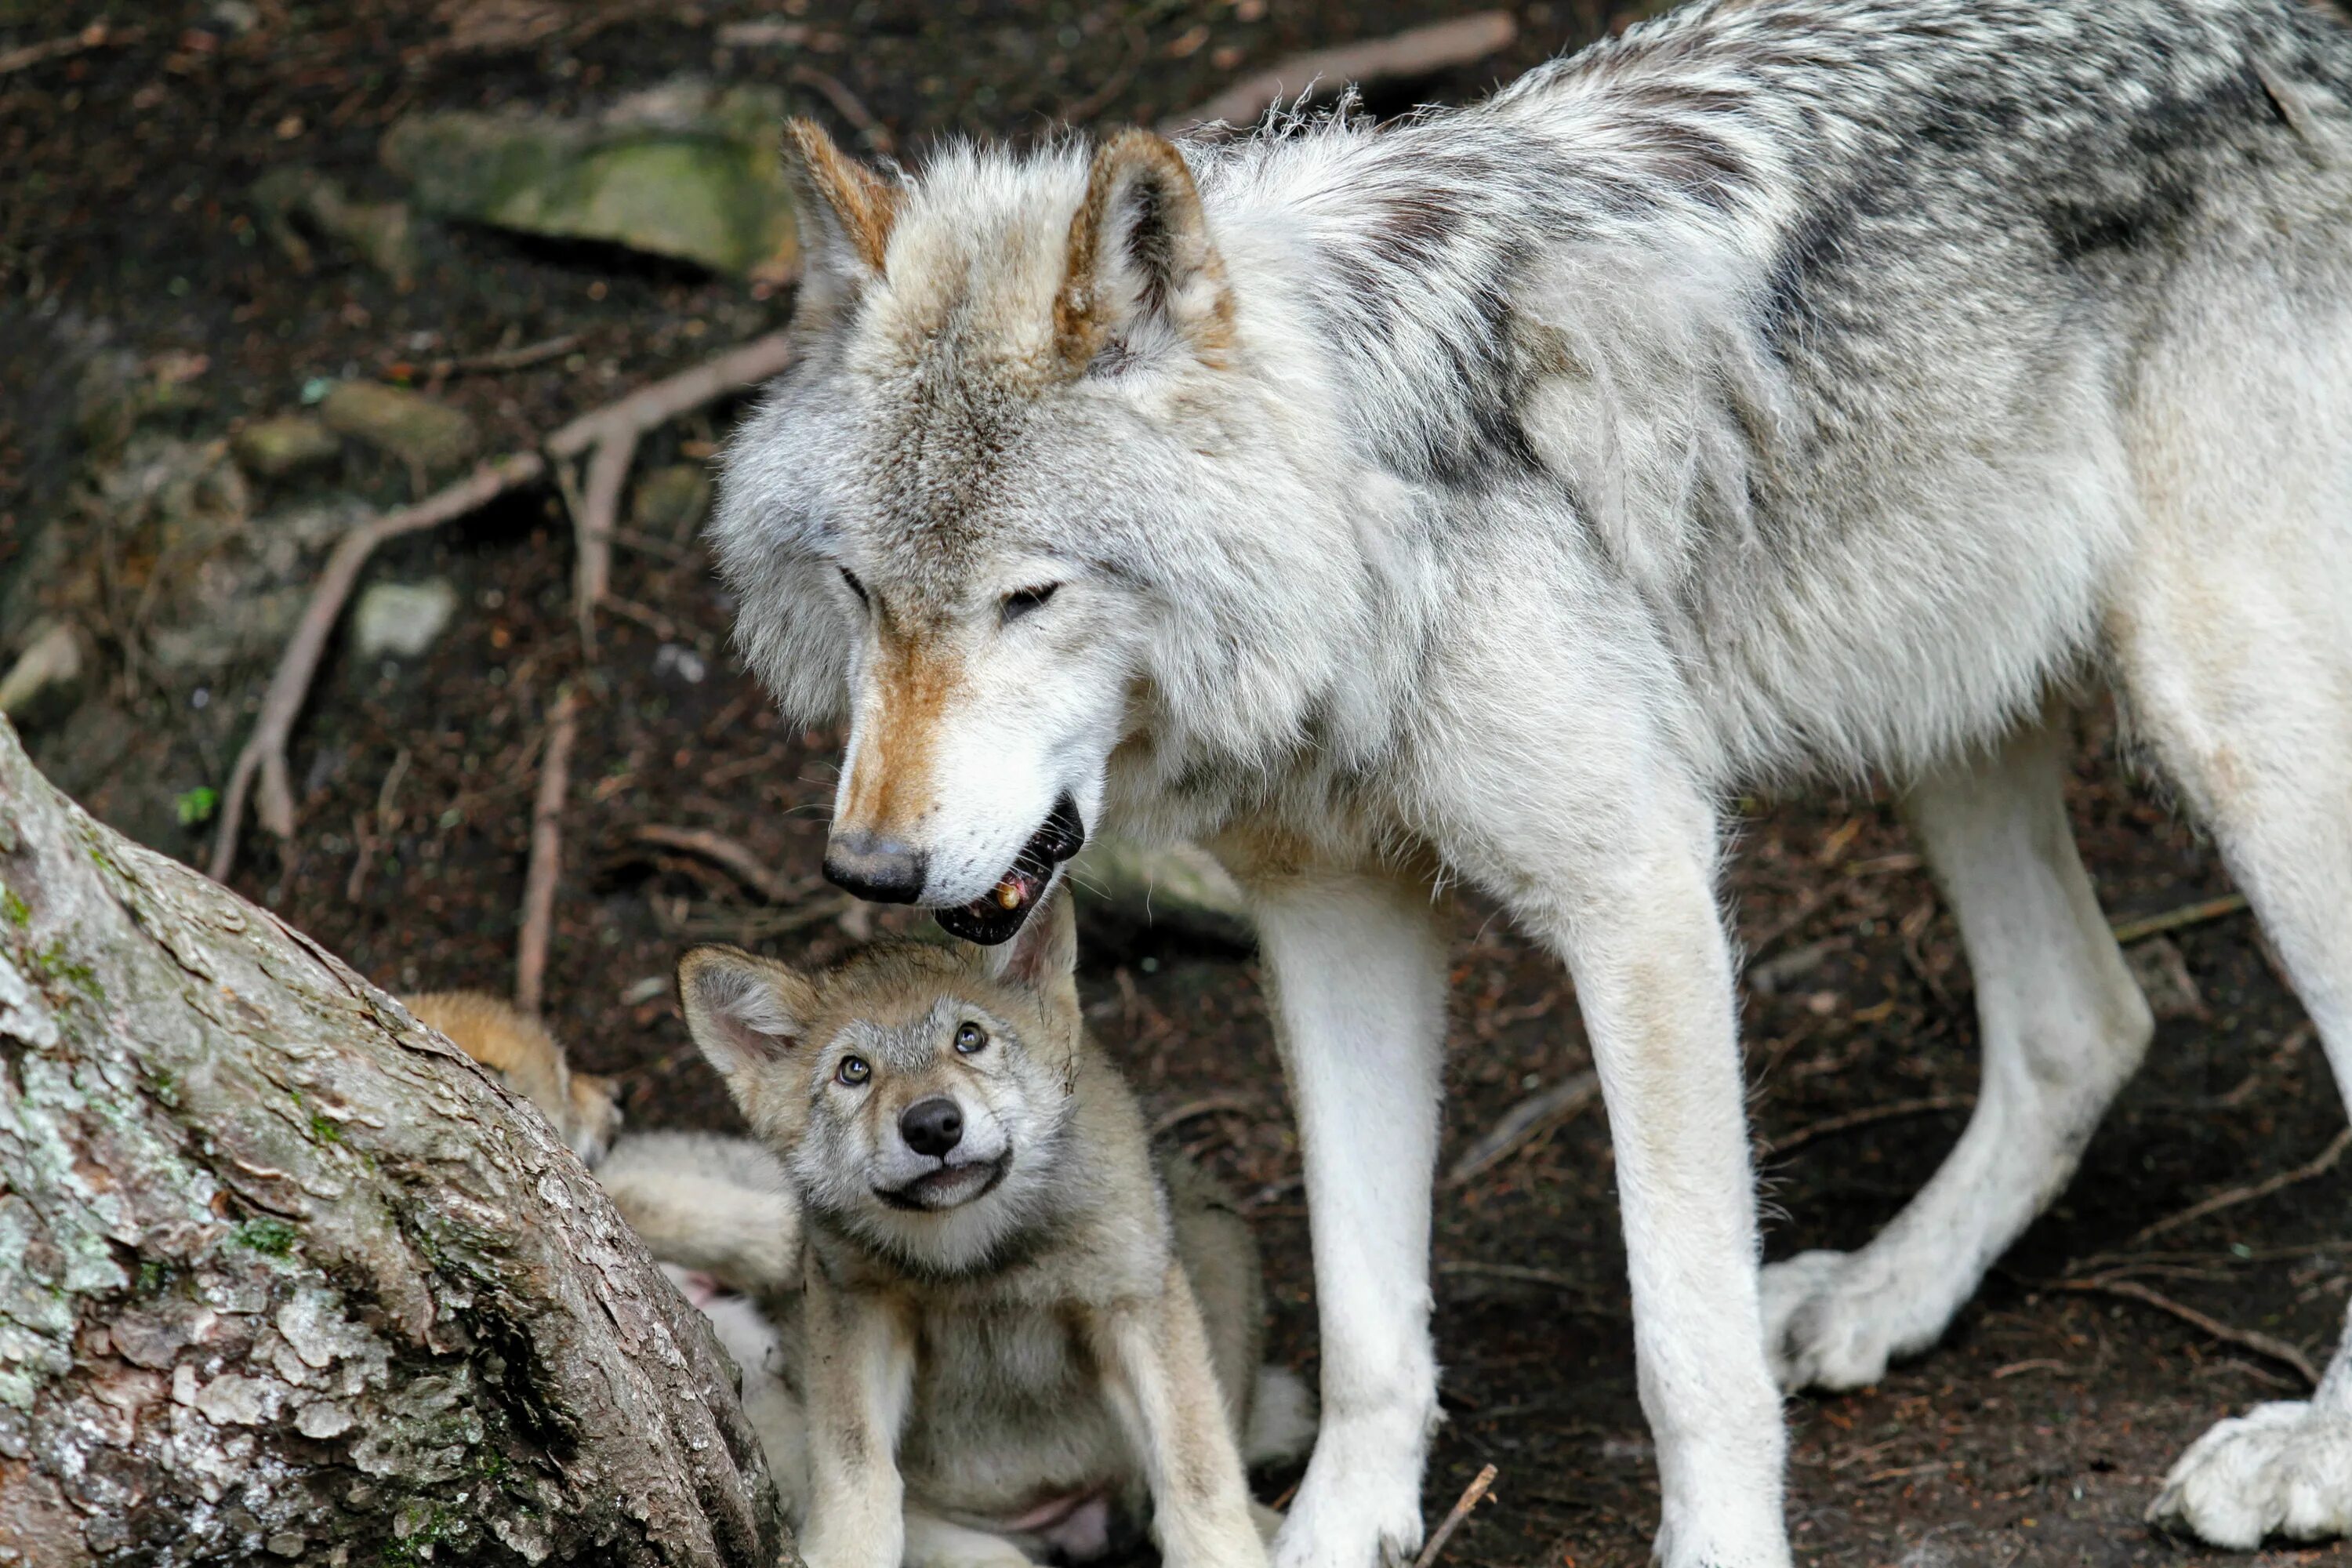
[1760,1250,1906,1392]
[1270,1417,1428,1568]
[2148,1400,2352,1548]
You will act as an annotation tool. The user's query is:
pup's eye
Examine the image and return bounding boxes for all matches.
[837,1054,871,1086]
[954,1022,988,1055]
[839,567,869,607]
[1001,583,1058,622]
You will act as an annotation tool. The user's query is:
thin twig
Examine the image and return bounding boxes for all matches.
[1149,1093,1261,1140]
[1765,1094,1974,1157]
[434,333,581,379]
[2053,1276,2320,1388]
[2114,1126,2352,1253]
[572,426,638,651]
[1161,12,1518,134]
[207,332,794,880]
[1444,1071,1601,1187]
[0,22,141,78]
[630,825,804,904]
[789,64,895,154]
[1410,1463,1499,1568]
[516,688,579,1015]
[2110,893,2249,946]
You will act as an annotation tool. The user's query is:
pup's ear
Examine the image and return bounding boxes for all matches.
[1055,129,1234,375]
[677,946,819,1118]
[781,116,900,317]
[970,886,1080,1021]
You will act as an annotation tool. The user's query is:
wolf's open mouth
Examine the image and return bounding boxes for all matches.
[934,794,1085,946]
[878,1153,1011,1211]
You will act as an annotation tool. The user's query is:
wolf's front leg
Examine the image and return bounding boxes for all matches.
[1244,869,1450,1568]
[1522,837,1791,1568]
[1089,1261,1270,1567]
[798,1265,916,1568]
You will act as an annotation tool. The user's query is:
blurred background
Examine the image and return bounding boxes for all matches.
[2,4,2347,1563]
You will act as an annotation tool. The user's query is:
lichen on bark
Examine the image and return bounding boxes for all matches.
[0,717,793,1566]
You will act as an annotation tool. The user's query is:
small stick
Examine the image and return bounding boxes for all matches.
[2115,1125,2351,1252]
[434,333,581,379]
[2054,1276,2320,1388]
[630,825,803,904]
[1765,1094,1974,1157]
[1445,1071,1600,1187]
[516,688,580,1015]
[1410,1462,1498,1568]
[2110,893,2249,946]
[572,426,639,650]
[1148,1093,1261,1139]
[1161,12,1518,135]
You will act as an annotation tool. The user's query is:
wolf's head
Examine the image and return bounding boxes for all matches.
[677,890,1085,1273]
[713,120,1367,943]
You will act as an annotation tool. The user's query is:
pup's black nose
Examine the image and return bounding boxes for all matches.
[823,832,927,904]
[899,1097,964,1158]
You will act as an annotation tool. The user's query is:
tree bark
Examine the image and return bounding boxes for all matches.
[0,718,794,1566]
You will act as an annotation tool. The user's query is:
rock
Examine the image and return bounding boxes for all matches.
[318,382,478,476]
[252,167,421,288]
[2125,934,2208,1021]
[1069,839,1253,948]
[233,415,342,479]
[380,80,799,278]
[632,462,711,539]
[351,579,459,660]
[0,620,91,733]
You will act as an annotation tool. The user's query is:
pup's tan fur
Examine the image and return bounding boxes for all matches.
[675,892,1304,1568]
[403,990,622,1163]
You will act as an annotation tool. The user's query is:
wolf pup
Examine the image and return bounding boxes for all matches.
[676,890,1305,1568]
[712,0,2352,1560]
[405,990,622,1163]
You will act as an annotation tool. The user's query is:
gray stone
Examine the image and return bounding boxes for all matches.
[232,415,342,479]
[252,167,420,289]
[318,382,477,476]
[351,580,459,660]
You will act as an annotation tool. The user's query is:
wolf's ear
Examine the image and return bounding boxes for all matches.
[1056,129,1234,374]
[971,887,1080,1018]
[782,116,900,314]
[677,946,819,1116]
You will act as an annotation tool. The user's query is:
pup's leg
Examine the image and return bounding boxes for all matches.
[1243,869,1448,1568]
[1087,1261,1270,1568]
[797,1267,916,1568]
[2108,522,2352,1546]
[1763,715,2154,1389]
[902,1511,1039,1568]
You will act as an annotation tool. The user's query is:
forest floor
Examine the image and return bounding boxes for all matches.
[2,2,2347,1564]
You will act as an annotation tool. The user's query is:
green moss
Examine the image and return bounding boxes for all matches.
[309,1112,343,1144]
[232,1218,299,1258]
[0,887,27,927]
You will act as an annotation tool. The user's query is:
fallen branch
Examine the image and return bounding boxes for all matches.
[2116,1126,2352,1253]
[1765,1094,1974,1158]
[631,825,806,905]
[1444,1070,1600,1187]
[1410,1462,1499,1568]
[2110,893,2249,946]
[208,332,795,880]
[2053,1276,2320,1388]
[1160,12,1518,134]
[517,687,580,1014]
[572,423,640,650]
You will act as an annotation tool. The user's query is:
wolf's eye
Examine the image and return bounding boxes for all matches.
[838,567,869,607]
[1001,583,1058,623]
[954,1022,988,1055]
[836,1054,871,1086]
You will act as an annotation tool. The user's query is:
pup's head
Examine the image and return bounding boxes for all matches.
[676,890,1083,1272]
[714,120,1351,946]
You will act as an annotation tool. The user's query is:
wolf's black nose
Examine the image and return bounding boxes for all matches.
[900,1097,964,1158]
[824,832,927,904]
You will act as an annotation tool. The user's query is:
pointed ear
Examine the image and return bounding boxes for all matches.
[781,116,901,314]
[1055,129,1234,375]
[677,946,820,1116]
[970,885,1080,1018]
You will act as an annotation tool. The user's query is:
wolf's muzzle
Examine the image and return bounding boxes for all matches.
[824,831,929,903]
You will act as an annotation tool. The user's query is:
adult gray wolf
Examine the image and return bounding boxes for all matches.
[670,891,1311,1567]
[710,0,2352,1560]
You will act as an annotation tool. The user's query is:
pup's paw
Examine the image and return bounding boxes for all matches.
[2148,1399,2352,1548]
[1760,1250,1904,1392]
[1270,1420,1428,1568]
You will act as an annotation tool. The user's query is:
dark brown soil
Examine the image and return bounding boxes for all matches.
[3,2,2346,1565]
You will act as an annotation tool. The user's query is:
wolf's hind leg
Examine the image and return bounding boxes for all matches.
[2110,513,2352,1548]
[1762,716,2153,1390]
